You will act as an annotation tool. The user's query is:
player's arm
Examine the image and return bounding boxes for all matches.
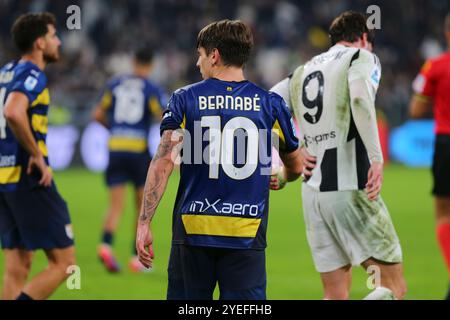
[136,129,182,268]
[136,90,185,268]
[269,92,306,190]
[348,50,383,201]
[278,148,303,180]
[92,89,112,128]
[409,94,432,118]
[409,61,435,118]
[3,92,52,186]
[92,103,108,128]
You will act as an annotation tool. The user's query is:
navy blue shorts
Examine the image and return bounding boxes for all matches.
[0,183,74,251]
[167,244,266,300]
[106,152,150,188]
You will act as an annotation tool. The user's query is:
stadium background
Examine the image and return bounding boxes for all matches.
[0,0,449,299]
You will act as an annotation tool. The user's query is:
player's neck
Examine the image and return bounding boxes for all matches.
[20,52,46,70]
[336,40,359,48]
[133,65,152,78]
[211,66,245,82]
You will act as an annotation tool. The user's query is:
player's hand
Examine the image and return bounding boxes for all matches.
[27,153,52,187]
[136,221,154,269]
[301,147,316,181]
[270,166,287,190]
[366,161,383,201]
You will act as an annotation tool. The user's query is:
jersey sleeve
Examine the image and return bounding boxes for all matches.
[270,77,291,109]
[412,60,436,98]
[348,49,382,95]
[271,92,299,153]
[98,82,113,110]
[148,86,167,117]
[10,69,47,105]
[348,50,383,163]
[160,89,186,135]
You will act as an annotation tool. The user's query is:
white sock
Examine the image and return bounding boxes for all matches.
[363,287,396,300]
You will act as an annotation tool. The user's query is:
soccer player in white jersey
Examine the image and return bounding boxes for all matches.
[270,11,407,300]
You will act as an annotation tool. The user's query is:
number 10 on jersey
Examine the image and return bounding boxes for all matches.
[201,116,259,181]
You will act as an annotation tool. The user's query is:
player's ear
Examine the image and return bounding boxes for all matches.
[361,33,369,49]
[35,36,46,51]
[210,48,220,66]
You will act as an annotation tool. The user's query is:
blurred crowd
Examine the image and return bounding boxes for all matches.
[0,0,449,127]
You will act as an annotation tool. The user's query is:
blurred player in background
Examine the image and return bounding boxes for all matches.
[92,48,165,273]
[0,13,76,300]
[410,12,450,300]
[271,11,407,300]
[136,20,303,299]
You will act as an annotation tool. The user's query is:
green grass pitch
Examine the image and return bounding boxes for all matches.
[0,164,447,299]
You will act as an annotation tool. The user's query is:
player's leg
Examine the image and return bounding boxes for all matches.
[217,248,266,300]
[167,244,216,300]
[98,184,126,272]
[320,265,352,300]
[2,249,33,300]
[101,184,127,242]
[361,259,406,300]
[320,190,405,300]
[302,184,353,299]
[4,185,75,300]
[0,194,33,299]
[431,134,450,299]
[19,246,76,300]
[435,196,450,299]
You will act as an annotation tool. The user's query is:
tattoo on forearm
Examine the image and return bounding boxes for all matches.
[139,131,176,223]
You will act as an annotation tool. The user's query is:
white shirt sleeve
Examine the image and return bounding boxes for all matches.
[270,77,292,113]
[348,50,383,163]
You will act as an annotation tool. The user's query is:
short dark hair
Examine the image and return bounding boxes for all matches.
[134,46,154,65]
[329,11,371,45]
[11,12,56,54]
[197,19,253,68]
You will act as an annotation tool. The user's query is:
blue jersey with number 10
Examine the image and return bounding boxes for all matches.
[160,78,298,249]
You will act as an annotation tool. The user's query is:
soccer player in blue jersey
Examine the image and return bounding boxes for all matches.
[136,20,303,299]
[0,13,76,300]
[93,48,165,273]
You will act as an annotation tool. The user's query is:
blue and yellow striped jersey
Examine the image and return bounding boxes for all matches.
[0,61,50,192]
[99,75,166,154]
[160,78,299,249]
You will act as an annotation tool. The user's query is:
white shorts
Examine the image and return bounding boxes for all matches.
[302,183,403,273]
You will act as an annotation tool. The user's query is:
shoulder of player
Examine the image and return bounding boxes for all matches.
[350,48,380,68]
[0,61,17,73]
[171,79,210,99]
[106,74,130,89]
[14,62,47,91]
[143,79,164,94]
[267,90,288,112]
[425,52,450,70]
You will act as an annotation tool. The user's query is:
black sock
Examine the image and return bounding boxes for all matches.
[102,231,114,246]
[16,292,33,300]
